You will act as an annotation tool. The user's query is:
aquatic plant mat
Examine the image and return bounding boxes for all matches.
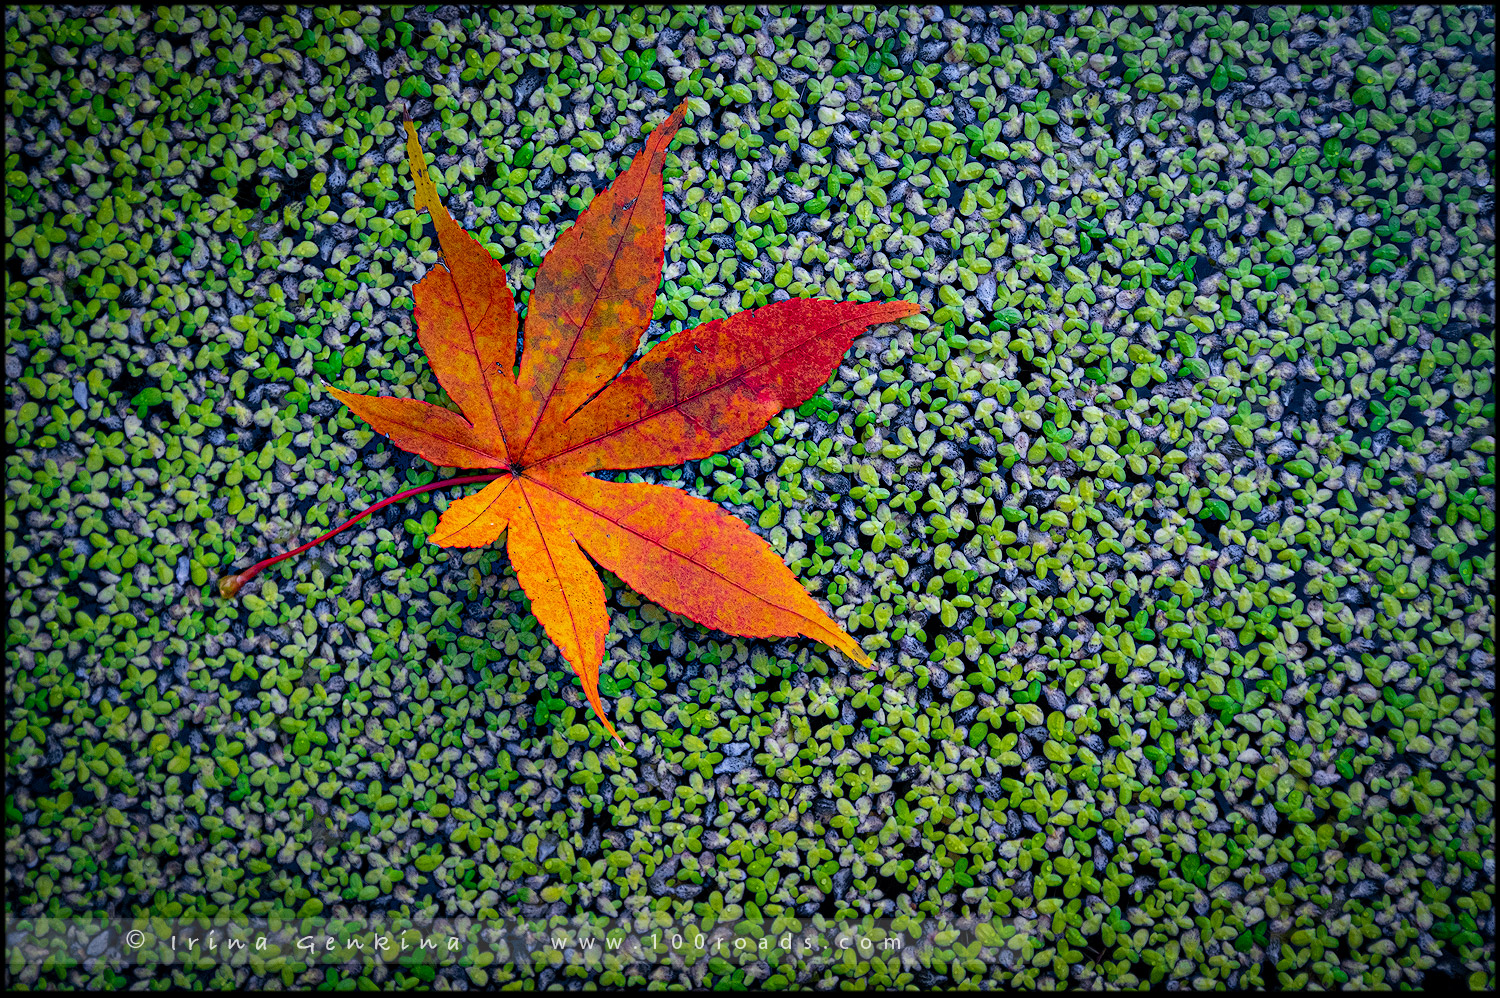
[5,5,1494,990]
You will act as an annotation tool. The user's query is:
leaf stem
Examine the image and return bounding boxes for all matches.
[217,473,507,597]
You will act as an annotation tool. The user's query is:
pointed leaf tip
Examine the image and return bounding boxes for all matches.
[877,299,922,321]
[583,678,623,747]
[666,96,692,127]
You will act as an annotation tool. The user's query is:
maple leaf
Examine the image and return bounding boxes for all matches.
[226,99,918,745]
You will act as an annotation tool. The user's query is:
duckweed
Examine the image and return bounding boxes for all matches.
[5,4,1494,990]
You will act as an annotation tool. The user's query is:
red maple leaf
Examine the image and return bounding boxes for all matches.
[223,99,918,743]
